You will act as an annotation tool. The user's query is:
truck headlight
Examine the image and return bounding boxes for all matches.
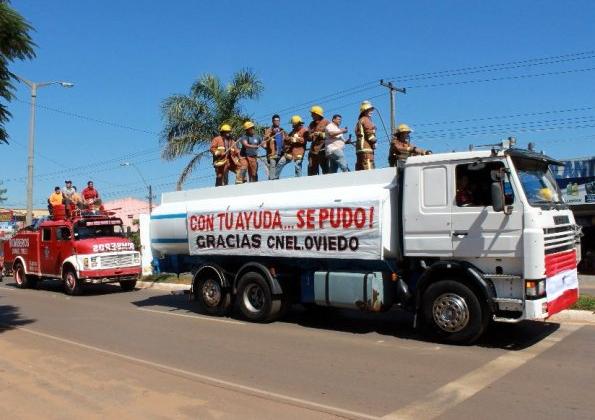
[83,257,89,269]
[133,253,141,264]
[526,279,546,299]
[90,256,99,268]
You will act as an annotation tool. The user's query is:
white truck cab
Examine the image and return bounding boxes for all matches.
[403,146,579,326]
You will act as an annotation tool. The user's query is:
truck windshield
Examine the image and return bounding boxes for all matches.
[512,157,565,208]
[74,223,125,240]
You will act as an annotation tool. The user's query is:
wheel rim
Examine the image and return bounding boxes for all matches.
[432,293,470,333]
[243,283,265,313]
[15,266,24,285]
[202,278,222,307]
[66,272,76,289]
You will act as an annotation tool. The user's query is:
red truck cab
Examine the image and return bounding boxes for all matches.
[2,208,140,295]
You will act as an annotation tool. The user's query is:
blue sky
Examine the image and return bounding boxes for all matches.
[2,0,595,208]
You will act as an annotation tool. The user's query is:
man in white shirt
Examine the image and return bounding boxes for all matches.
[324,114,350,173]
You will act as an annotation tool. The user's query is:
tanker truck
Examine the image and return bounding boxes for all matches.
[150,144,581,344]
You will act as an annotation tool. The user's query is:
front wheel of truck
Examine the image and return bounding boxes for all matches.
[63,269,83,296]
[120,281,137,292]
[422,280,487,345]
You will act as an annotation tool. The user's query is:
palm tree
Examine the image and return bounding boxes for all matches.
[0,1,36,144]
[160,69,264,190]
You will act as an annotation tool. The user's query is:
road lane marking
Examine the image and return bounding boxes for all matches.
[382,323,581,420]
[3,325,377,420]
[137,307,246,325]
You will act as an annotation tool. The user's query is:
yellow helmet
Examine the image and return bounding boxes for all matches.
[290,115,303,125]
[243,121,255,130]
[397,123,412,133]
[310,105,324,117]
[538,187,553,201]
[359,101,374,113]
[219,123,232,132]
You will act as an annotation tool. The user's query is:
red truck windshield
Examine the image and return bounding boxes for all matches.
[74,222,125,240]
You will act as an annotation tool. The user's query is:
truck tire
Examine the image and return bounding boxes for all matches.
[63,269,83,296]
[195,275,231,316]
[14,262,33,289]
[119,281,137,292]
[237,271,281,322]
[422,280,487,345]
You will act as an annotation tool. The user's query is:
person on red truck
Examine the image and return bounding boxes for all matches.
[82,181,101,207]
[49,187,64,206]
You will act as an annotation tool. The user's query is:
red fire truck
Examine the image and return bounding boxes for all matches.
[2,206,141,295]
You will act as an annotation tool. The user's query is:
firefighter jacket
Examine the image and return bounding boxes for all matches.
[284,127,307,160]
[388,138,426,165]
[307,118,330,155]
[355,116,377,155]
[263,127,287,159]
[210,135,240,167]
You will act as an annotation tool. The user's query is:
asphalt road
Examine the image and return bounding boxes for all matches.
[0,277,594,419]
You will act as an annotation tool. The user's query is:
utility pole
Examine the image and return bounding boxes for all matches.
[15,76,74,225]
[121,162,154,214]
[148,185,153,213]
[379,80,406,135]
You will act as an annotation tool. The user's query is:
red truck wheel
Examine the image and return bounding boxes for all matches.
[63,269,83,296]
[119,281,137,292]
[13,262,36,289]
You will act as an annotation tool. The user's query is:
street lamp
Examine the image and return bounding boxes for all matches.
[16,75,75,225]
[120,162,154,213]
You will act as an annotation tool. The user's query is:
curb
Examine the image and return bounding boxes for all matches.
[549,309,595,324]
[136,281,190,292]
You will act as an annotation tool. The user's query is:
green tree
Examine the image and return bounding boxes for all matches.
[0,1,36,144]
[160,69,263,190]
[0,181,7,203]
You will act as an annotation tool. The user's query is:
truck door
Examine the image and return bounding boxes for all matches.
[55,226,73,275]
[39,227,55,275]
[403,164,453,256]
[451,161,522,258]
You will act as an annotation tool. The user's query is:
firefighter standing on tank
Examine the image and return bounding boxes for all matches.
[275,115,307,178]
[355,101,377,171]
[210,123,242,186]
[306,105,330,176]
[388,124,430,166]
[239,120,263,182]
[263,114,286,180]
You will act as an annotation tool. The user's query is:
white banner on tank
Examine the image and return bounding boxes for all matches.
[187,202,382,260]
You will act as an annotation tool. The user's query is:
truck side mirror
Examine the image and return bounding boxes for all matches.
[491,182,504,212]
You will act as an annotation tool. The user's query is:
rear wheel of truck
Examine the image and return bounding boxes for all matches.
[119,281,137,292]
[195,275,231,316]
[14,262,35,289]
[237,271,281,322]
[422,280,486,345]
[63,269,83,296]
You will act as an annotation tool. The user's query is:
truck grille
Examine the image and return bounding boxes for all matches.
[99,253,136,268]
[543,225,576,255]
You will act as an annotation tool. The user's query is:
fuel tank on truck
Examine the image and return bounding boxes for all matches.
[150,168,400,262]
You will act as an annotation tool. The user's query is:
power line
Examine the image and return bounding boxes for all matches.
[386,50,595,82]
[405,66,595,89]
